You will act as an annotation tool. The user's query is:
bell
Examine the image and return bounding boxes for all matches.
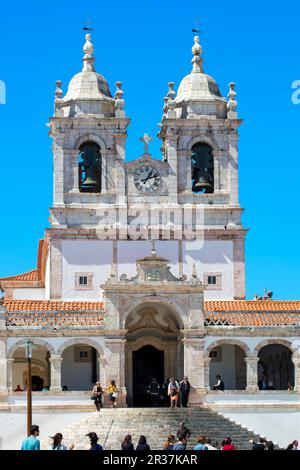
[194,178,212,189]
[83,175,98,187]
[82,168,98,187]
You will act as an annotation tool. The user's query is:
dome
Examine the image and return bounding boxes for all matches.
[63,70,113,102]
[176,72,222,103]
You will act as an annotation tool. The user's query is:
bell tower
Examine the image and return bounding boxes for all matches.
[49,33,130,227]
[158,35,247,299]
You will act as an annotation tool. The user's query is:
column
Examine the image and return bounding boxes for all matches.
[245,357,259,392]
[53,135,65,206]
[0,338,8,398]
[292,355,300,392]
[105,338,127,406]
[6,358,14,394]
[182,335,205,405]
[49,355,63,392]
[228,127,239,207]
[115,133,126,204]
[204,357,211,390]
[98,357,107,386]
[165,131,178,203]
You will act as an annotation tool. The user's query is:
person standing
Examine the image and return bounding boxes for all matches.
[179,377,190,407]
[176,421,191,441]
[21,425,40,450]
[92,381,103,412]
[136,436,150,451]
[194,436,208,451]
[173,435,188,450]
[48,433,74,450]
[221,437,236,450]
[121,435,134,451]
[85,432,104,451]
[168,377,179,408]
[107,380,118,408]
[147,377,161,407]
[163,434,176,450]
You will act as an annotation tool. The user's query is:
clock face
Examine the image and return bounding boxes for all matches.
[134,165,161,193]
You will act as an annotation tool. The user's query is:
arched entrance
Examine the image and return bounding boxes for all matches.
[132,345,164,406]
[61,343,100,391]
[257,344,294,390]
[208,342,248,390]
[11,344,51,391]
[125,302,184,406]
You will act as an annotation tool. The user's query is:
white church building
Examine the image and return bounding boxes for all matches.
[0,32,299,408]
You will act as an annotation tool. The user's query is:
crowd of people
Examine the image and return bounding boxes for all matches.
[20,423,300,451]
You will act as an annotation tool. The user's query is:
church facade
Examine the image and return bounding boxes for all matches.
[0,33,299,406]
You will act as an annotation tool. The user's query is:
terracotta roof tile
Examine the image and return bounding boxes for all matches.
[0,270,40,282]
[204,300,300,312]
[4,300,104,312]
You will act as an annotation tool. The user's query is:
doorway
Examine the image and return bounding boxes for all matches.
[132,345,164,406]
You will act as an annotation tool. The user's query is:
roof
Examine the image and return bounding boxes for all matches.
[4,300,104,312]
[4,300,105,328]
[0,239,47,291]
[0,270,39,282]
[205,300,300,312]
[2,299,300,328]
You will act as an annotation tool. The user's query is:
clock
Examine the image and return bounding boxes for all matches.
[134,165,161,193]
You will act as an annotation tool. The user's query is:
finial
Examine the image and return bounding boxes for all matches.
[192,262,198,278]
[82,33,95,72]
[162,96,169,118]
[166,82,176,118]
[150,240,156,256]
[191,35,203,73]
[115,81,125,117]
[55,80,63,99]
[227,82,238,119]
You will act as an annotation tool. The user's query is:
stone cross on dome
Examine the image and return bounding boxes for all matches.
[139,133,152,155]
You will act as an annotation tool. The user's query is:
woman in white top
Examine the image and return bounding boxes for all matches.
[48,433,74,450]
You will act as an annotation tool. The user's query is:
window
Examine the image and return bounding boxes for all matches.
[209,348,222,362]
[191,143,214,194]
[75,272,93,290]
[207,276,217,285]
[79,276,88,286]
[78,142,102,193]
[203,273,222,290]
[74,347,92,363]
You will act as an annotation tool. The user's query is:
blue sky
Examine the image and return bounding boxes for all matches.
[0,0,299,299]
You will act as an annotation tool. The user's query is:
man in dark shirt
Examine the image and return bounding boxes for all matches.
[179,376,191,407]
[147,377,160,407]
[176,421,191,441]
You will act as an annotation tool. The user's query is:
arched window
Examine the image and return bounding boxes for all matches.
[191,143,214,194]
[78,142,102,193]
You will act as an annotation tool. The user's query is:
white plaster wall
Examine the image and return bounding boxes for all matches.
[209,344,236,389]
[183,240,234,299]
[61,346,97,391]
[219,409,300,448]
[61,240,113,300]
[117,240,179,278]
[13,288,45,300]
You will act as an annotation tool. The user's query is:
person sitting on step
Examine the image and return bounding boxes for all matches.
[212,374,225,391]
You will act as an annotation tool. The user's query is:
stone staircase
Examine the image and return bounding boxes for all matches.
[42,407,271,450]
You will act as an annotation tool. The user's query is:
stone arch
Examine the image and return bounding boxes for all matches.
[74,133,107,151]
[254,339,297,355]
[7,338,55,359]
[205,338,251,358]
[120,296,186,330]
[57,338,104,358]
[187,136,219,153]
